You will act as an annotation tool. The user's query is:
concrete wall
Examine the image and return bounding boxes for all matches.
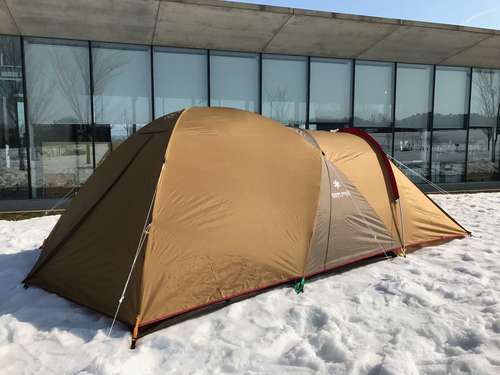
[0,0,499,68]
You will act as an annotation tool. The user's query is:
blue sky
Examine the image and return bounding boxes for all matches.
[230,0,500,30]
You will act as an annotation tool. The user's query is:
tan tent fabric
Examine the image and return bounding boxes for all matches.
[391,163,469,246]
[25,114,178,325]
[305,158,395,275]
[305,157,331,275]
[308,130,468,250]
[322,160,395,269]
[24,108,468,342]
[28,133,152,277]
[139,108,322,324]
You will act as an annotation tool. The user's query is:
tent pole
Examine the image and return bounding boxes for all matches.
[107,163,163,339]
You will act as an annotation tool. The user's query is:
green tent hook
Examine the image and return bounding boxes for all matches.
[294,277,305,294]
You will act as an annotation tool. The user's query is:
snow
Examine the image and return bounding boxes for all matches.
[1,193,500,374]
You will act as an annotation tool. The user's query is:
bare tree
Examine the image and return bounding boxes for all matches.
[49,46,128,125]
[91,48,128,122]
[474,69,500,120]
[51,47,90,125]
[0,37,27,174]
[0,37,23,129]
[24,48,53,126]
[472,69,500,163]
[265,87,291,125]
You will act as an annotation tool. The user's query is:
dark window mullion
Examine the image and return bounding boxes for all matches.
[88,40,96,170]
[464,67,473,182]
[429,64,437,182]
[150,45,155,119]
[306,56,311,129]
[207,50,211,107]
[497,90,500,178]
[258,53,262,114]
[391,62,397,157]
[20,36,33,199]
[350,59,355,127]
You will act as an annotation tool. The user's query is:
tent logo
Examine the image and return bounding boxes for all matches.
[333,180,341,189]
[331,191,351,199]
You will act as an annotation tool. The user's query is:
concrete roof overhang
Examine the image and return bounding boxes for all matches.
[1,0,499,68]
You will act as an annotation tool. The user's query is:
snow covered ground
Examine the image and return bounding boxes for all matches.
[0,193,499,375]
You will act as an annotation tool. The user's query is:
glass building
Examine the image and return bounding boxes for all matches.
[1,3,500,205]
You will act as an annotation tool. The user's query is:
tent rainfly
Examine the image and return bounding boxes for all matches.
[24,107,470,348]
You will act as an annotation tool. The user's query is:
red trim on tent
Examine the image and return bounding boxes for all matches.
[337,128,400,201]
[139,233,467,328]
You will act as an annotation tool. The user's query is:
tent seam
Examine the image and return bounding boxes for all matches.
[297,129,331,276]
[138,110,186,321]
[321,155,334,271]
[300,153,326,277]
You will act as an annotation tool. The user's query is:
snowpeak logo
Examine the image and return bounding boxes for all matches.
[331,191,351,199]
[331,179,350,198]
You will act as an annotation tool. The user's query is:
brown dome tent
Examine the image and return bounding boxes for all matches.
[24,107,469,347]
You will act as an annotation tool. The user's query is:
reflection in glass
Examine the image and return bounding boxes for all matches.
[470,68,500,127]
[0,36,28,198]
[365,129,393,154]
[309,123,345,131]
[25,38,92,198]
[154,47,207,117]
[394,130,430,182]
[262,54,307,127]
[469,68,500,181]
[354,61,394,127]
[431,129,467,183]
[467,128,500,181]
[210,51,258,111]
[395,64,433,128]
[433,66,470,129]
[93,43,151,158]
[309,58,352,124]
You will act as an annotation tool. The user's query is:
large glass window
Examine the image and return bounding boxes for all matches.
[354,61,395,153]
[470,68,500,127]
[433,66,470,129]
[354,61,394,127]
[154,47,207,118]
[468,68,500,181]
[394,64,433,182]
[0,36,28,199]
[431,66,470,183]
[92,42,151,157]
[309,58,352,128]
[25,38,92,198]
[396,64,433,128]
[262,54,307,127]
[210,51,258,112]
